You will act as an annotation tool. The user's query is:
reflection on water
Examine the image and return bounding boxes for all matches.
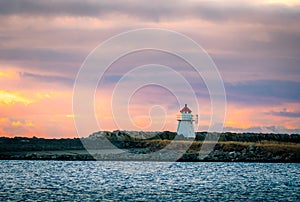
[0,161,299,201]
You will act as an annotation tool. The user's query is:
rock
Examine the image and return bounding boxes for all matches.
[229,151,238,159]
[212,150,224,156]
[272,156,282,161]
[248,144,255,151]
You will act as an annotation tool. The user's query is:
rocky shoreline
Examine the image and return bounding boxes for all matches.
[0,131,299,162]
[1,145,299,162]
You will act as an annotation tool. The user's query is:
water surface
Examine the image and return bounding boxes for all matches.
[0,161,299,201]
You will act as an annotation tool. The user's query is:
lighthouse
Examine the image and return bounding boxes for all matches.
[176,104,198,138]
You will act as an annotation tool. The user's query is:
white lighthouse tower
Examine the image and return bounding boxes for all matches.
[176,104,198,138]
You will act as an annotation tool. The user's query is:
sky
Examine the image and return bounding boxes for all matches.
[0,0,300,138]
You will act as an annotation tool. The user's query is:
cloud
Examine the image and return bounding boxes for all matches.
[267,109,300,118]
[0,90,33,105]
[19,72,74,86]
[0,47,85,77]
[0,0,299,137]
[224,125,300,134]
[0,1,299,85]
[0,117,34,137]
[0,48,82,64]
[0,0,299,25]
[225,80,300,105]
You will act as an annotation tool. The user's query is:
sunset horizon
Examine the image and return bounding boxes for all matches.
[1,2,300,201]
[1,0,300,138]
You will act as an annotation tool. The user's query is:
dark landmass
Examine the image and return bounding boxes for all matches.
[0,131,299,162]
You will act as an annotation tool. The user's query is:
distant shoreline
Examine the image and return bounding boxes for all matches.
[1,131,299,162]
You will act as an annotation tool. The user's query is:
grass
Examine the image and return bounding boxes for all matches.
[139,139,300,154]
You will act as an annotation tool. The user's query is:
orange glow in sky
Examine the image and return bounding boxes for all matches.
[0,1,299,137]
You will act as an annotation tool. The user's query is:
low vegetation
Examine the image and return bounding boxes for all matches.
[0,131,299,162]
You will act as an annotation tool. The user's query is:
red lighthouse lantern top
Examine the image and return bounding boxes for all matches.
[180,104,192,113]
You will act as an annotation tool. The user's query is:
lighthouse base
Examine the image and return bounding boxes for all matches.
[176,121,195,138]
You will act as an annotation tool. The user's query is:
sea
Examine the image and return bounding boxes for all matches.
[0,161,299,201]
